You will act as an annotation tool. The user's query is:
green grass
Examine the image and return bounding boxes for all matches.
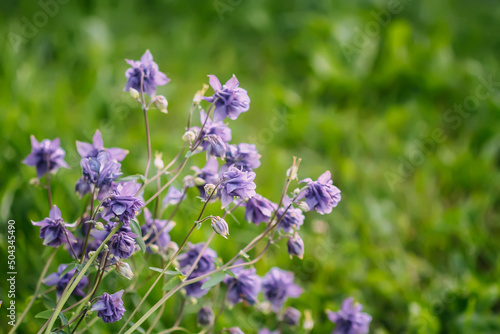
[0,0,499,333]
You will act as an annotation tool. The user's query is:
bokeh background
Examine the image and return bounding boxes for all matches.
[1,0,499,333]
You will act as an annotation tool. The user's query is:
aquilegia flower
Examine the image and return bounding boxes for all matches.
[326,297,372,334]
[203,75,250,122]
[224,143,261,172]
[258,329,279,334]
[287,233,304,259]
[80,152,122,189]
[192,110,232,149]
[224,265,261,306]
[91,290,126,323]
[244,194,277,225]
[124,50,170,96]
[219,165,257,208]
[32,205,76,247]
[141,208,175,252]
[192,158,220,198]
[23,136,69,178]
[162,186,185,207]
[283,307,301,326]
[178,243,218,297]
[76,130,128,162]
[102,181,144,226]
[197,306,214,327]
[227,328,245,334]
[44,264,89,298]
[298,171,341,215]
[108,230,137,260]
[277,206,305,233]
[262,267,303,312]
[204,135,228,159]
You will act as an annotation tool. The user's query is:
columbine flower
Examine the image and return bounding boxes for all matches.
[227,328,245,334]
[141,208,175,252]
[277,206,305,233]
[219,165,257,208]
[102,181,144,226]
[23,136,69,178]
[124,50,170,96]
[283,307,301,326]
[287,234,304,259]
[197,306,214,327]
[108,231,137,259]
[178,243,218,297]
[224,143,261,172]
[76,130,128,162]
[224,265,261,306]
[244,194,277,225]
[192,110,232,149]
[32,205,76,247]
[204,135,228,159]
[91,290,126,323]
[44,264,88,298]
[192,158,220,198]
[80,152,122,189]
[203,75,250,122]
[116,261,134,280]
[262,267,303,312]
[162,186,185,207]
[211,216,229,239]
[298,171,341,215]
[326,298,372,334]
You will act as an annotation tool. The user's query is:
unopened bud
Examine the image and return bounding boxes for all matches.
[183,175,196,188]
[94,221,105,231]
[297,201,309,212]
[286,156,301,180]
[287,234,304,260]
[154,95,168,113]
[116,261,134,280]
[149,244,159,254]
[193,84,209,103]
[154,152,164,170]
[283,307,301,326]
[194,177,206,186]
[129,87,140,100]
[197,306,214,327]
[303,310,314,331]
[204,184,217,199]
[211,216,229,239]
[182,130,196,143]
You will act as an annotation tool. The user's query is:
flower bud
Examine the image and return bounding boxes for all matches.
[303,310,314,331]
[154,95,168,113]
[287,234,304,260]
[154,152,164,170]
[283,307,301,326]
[94,221,105,231]
[129,87,140,100]
[149,244,159,254]
[194,177,206,186]
[286,156,301,180]
[116,261,134,280]
[204,184,217,199]
[193,84,209,103]
[211,216,229,239]
[204,134,227,159]
[182,130,196,143]
[297,201,310,212]
[197,306,214,327]
[183,175,196,188]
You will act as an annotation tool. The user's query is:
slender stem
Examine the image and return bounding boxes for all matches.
[143,107,152,179]
[157,327,190,334]
[79,186,97,263]
[74,316,98,334]
[145,260,168,334]
[144,157,189,206]
[208,281,232,334]
[45,174,53,208]
[9,248,57,334]
[172,297,186,328]
[64,228,78,259]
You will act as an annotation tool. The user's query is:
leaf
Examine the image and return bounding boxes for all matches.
[149,267,179,275]
[130,219,146,253]
[224,269,237,279]
[239,250,250,259]
[116,174,145,182]
[59,312,68,325]
[42,295,56,310]
[35,310,54,319]
[201,270,226,290]
[185,151,195,158]
[59,263,77,278]
[162,275,182,291]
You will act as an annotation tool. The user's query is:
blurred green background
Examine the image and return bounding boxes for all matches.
[1,0,499,333]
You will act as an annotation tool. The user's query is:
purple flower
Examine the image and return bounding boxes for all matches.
[244,194,277,225]
[162,186,185,207]
[277,206,305,233]
[298,171,341,215]
[219,165,257,208]
[91,290,126,323]
[326,298,372,334]
[32,205,76,247]
[227,328,245,334]
[76,130,128,162]
[258,329,279,334]
[197,306,214,327]
[203,75,250,122]
[224,143,261,172]
[283,307,301,326]
[80,152,122,189]
[287,234,304,259]
[262,268,303,312]
[108,231,137,259]
[44,264,88,298]
[224,265,261,306]
[192,158,220,198]
[192,110,232,150]
[141,208,174,252]
[178,243,218,297]
[211,216,229,238]
[102,181,144,226]
[204,135,228,159]
[124,50,170,96]
[23,136,69,178]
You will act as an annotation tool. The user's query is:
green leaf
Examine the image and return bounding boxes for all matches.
[130,219,146,253]
[149,267,179,275]
[42,295,56,310]
[116,174,145,182]
[35,310,54,319]
[162,275,182,291]
[59,312,68,325]
[201,270,226,290]
[224,269,237,279]
[59,262,77,278]
[185,151,194,158]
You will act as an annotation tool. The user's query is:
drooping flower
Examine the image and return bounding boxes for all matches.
[203,75,250,122]
[224,143,261,172]
[23,136,69,178]
[298,171,341,215]
[141,208,175,252]
[326,298,372,334]
[224,264,261,306]
[124,50,170,96]
[283,307,301,326]
[197,306,214,327]
[277,206,305,233]
[32,205,76,247]
[262,267,303,312]
[191,110,232,150]
[287,234,304,259]
[244,194,277,225]
[204,135,228,159]
[80,152,122,189]
[211,216,229,239]
[102,181,144,226]
[44,264,88,298]
[162,186,185,207]
[108,231,137,259]
[178,243,218,297]
[219,165,257,208]
[91,290,126,323]
[76,130,128,162]
[192,158,220,198]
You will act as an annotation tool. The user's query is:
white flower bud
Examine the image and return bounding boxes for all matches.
[183,175,196,188]
[204,184,217,199]
[182,130,196,143]
[303,310,314,331]
[194,177,206,186]
[297,201,310,212]
[193,84,209,103]
[116,261,134,280]
[129,87,140,100]
[154,95,168,113]
[94,221,105,230]
[149,244,159,254]
[154,152,164,170]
